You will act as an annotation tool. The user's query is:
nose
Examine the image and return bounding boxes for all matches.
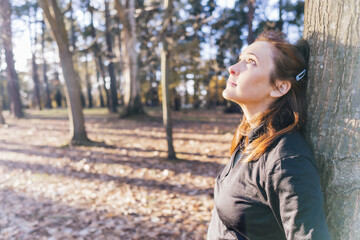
[228,63,240,76]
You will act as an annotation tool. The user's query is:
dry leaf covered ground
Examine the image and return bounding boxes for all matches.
[0,107,240,240]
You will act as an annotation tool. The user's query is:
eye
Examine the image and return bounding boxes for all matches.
[247,58,256,66]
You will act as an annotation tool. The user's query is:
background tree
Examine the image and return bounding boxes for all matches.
[41,20,53,109]
[0,0,24,118]
[39,0,91,145]
[0,45,5,123]
[136,0,161,108]
[161,0,176,160]
[304,0,360,239]
[86,1,110,109]
[28,3,42,110]
[84,51,93,108]
[0,41,10,111]
[104,0,118,113]
[114,0,145,117]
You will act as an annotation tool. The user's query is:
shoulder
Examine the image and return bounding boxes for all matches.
[263,131,318,173]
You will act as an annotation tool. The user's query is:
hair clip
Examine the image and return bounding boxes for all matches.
[296,69,306,81]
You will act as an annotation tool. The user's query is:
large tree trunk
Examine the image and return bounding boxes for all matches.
[0,0,23,118]
[39,0,90,145]
[114,0,145,117]
[304,0,360,239]
[104,0,118,113]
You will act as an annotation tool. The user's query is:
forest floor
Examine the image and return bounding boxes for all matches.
[0,107,241,240]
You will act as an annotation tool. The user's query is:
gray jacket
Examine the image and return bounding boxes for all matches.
[207,127,332,240]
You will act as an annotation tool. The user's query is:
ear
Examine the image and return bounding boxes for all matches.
[270,80,291,98]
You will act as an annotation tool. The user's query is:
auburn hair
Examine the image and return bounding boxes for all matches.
[230,31,310,162]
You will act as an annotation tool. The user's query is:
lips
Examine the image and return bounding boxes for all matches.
[228,80,237,86]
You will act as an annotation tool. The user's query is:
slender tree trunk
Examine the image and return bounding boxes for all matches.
[0,0,23,118]
[0,53,5,123]
[161,51,177,158]
[114,21,124,106]
[246,0,255,44]
[96,69,105,107]
[39,0,90,145]
[0,92,5,124]
[0,47,8,110]
[29,6,42,110]
[95,54,110,108]
[304,0,360,239]
[31,54,42,110]
[89,4,110,110]
[42,20,52,109]
[278,0,283,31]
[85,53,93,108]
[161,0,176,160]
[114,0,145,117]
[105,0,118,113]
[70,0,76,52]
[193,78,200,109]
[215,73,219,105]
[149,70,155,106]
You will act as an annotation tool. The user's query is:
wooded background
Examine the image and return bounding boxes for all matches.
[0,0,304,120]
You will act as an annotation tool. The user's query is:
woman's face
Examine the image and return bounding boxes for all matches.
[222,41,276,112]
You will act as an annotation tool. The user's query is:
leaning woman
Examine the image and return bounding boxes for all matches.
[207,31,332,240]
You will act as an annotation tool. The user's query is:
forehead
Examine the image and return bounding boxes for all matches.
[242,41,273,63]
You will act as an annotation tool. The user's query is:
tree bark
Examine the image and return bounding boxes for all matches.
[105,0,118,113]
[89,3,110,110]
[0,0,23,118]
[114,0,145,117]
[161,49,176,160]
[96,69,105,107]
[39,0,90,145]
[42,20,52,109]
[31,53,42,110]
[246,0,255,44]
[161,0,176,160]
[304,0,360,239]
[0,49,4,123]
[0,80,5,124]
[277,0,283,31]
[85,53,93,108]
[69,0,76,52]
[29,5,42,110]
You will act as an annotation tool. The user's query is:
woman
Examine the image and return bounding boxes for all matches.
[207,31,332,240]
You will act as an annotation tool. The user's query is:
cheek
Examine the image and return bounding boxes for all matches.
[231,73,272,100]
[238,72,267,92]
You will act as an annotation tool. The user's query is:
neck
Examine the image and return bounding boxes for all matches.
[239,103,270,127]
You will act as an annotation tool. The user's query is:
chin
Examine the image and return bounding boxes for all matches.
[222,89,231,100]
[222,89,237,102]
[222,90,244,107]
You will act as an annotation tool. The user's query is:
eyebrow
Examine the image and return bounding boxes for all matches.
[239,51,259,62]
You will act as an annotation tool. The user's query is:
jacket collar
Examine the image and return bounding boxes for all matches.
[247,123,266,144]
